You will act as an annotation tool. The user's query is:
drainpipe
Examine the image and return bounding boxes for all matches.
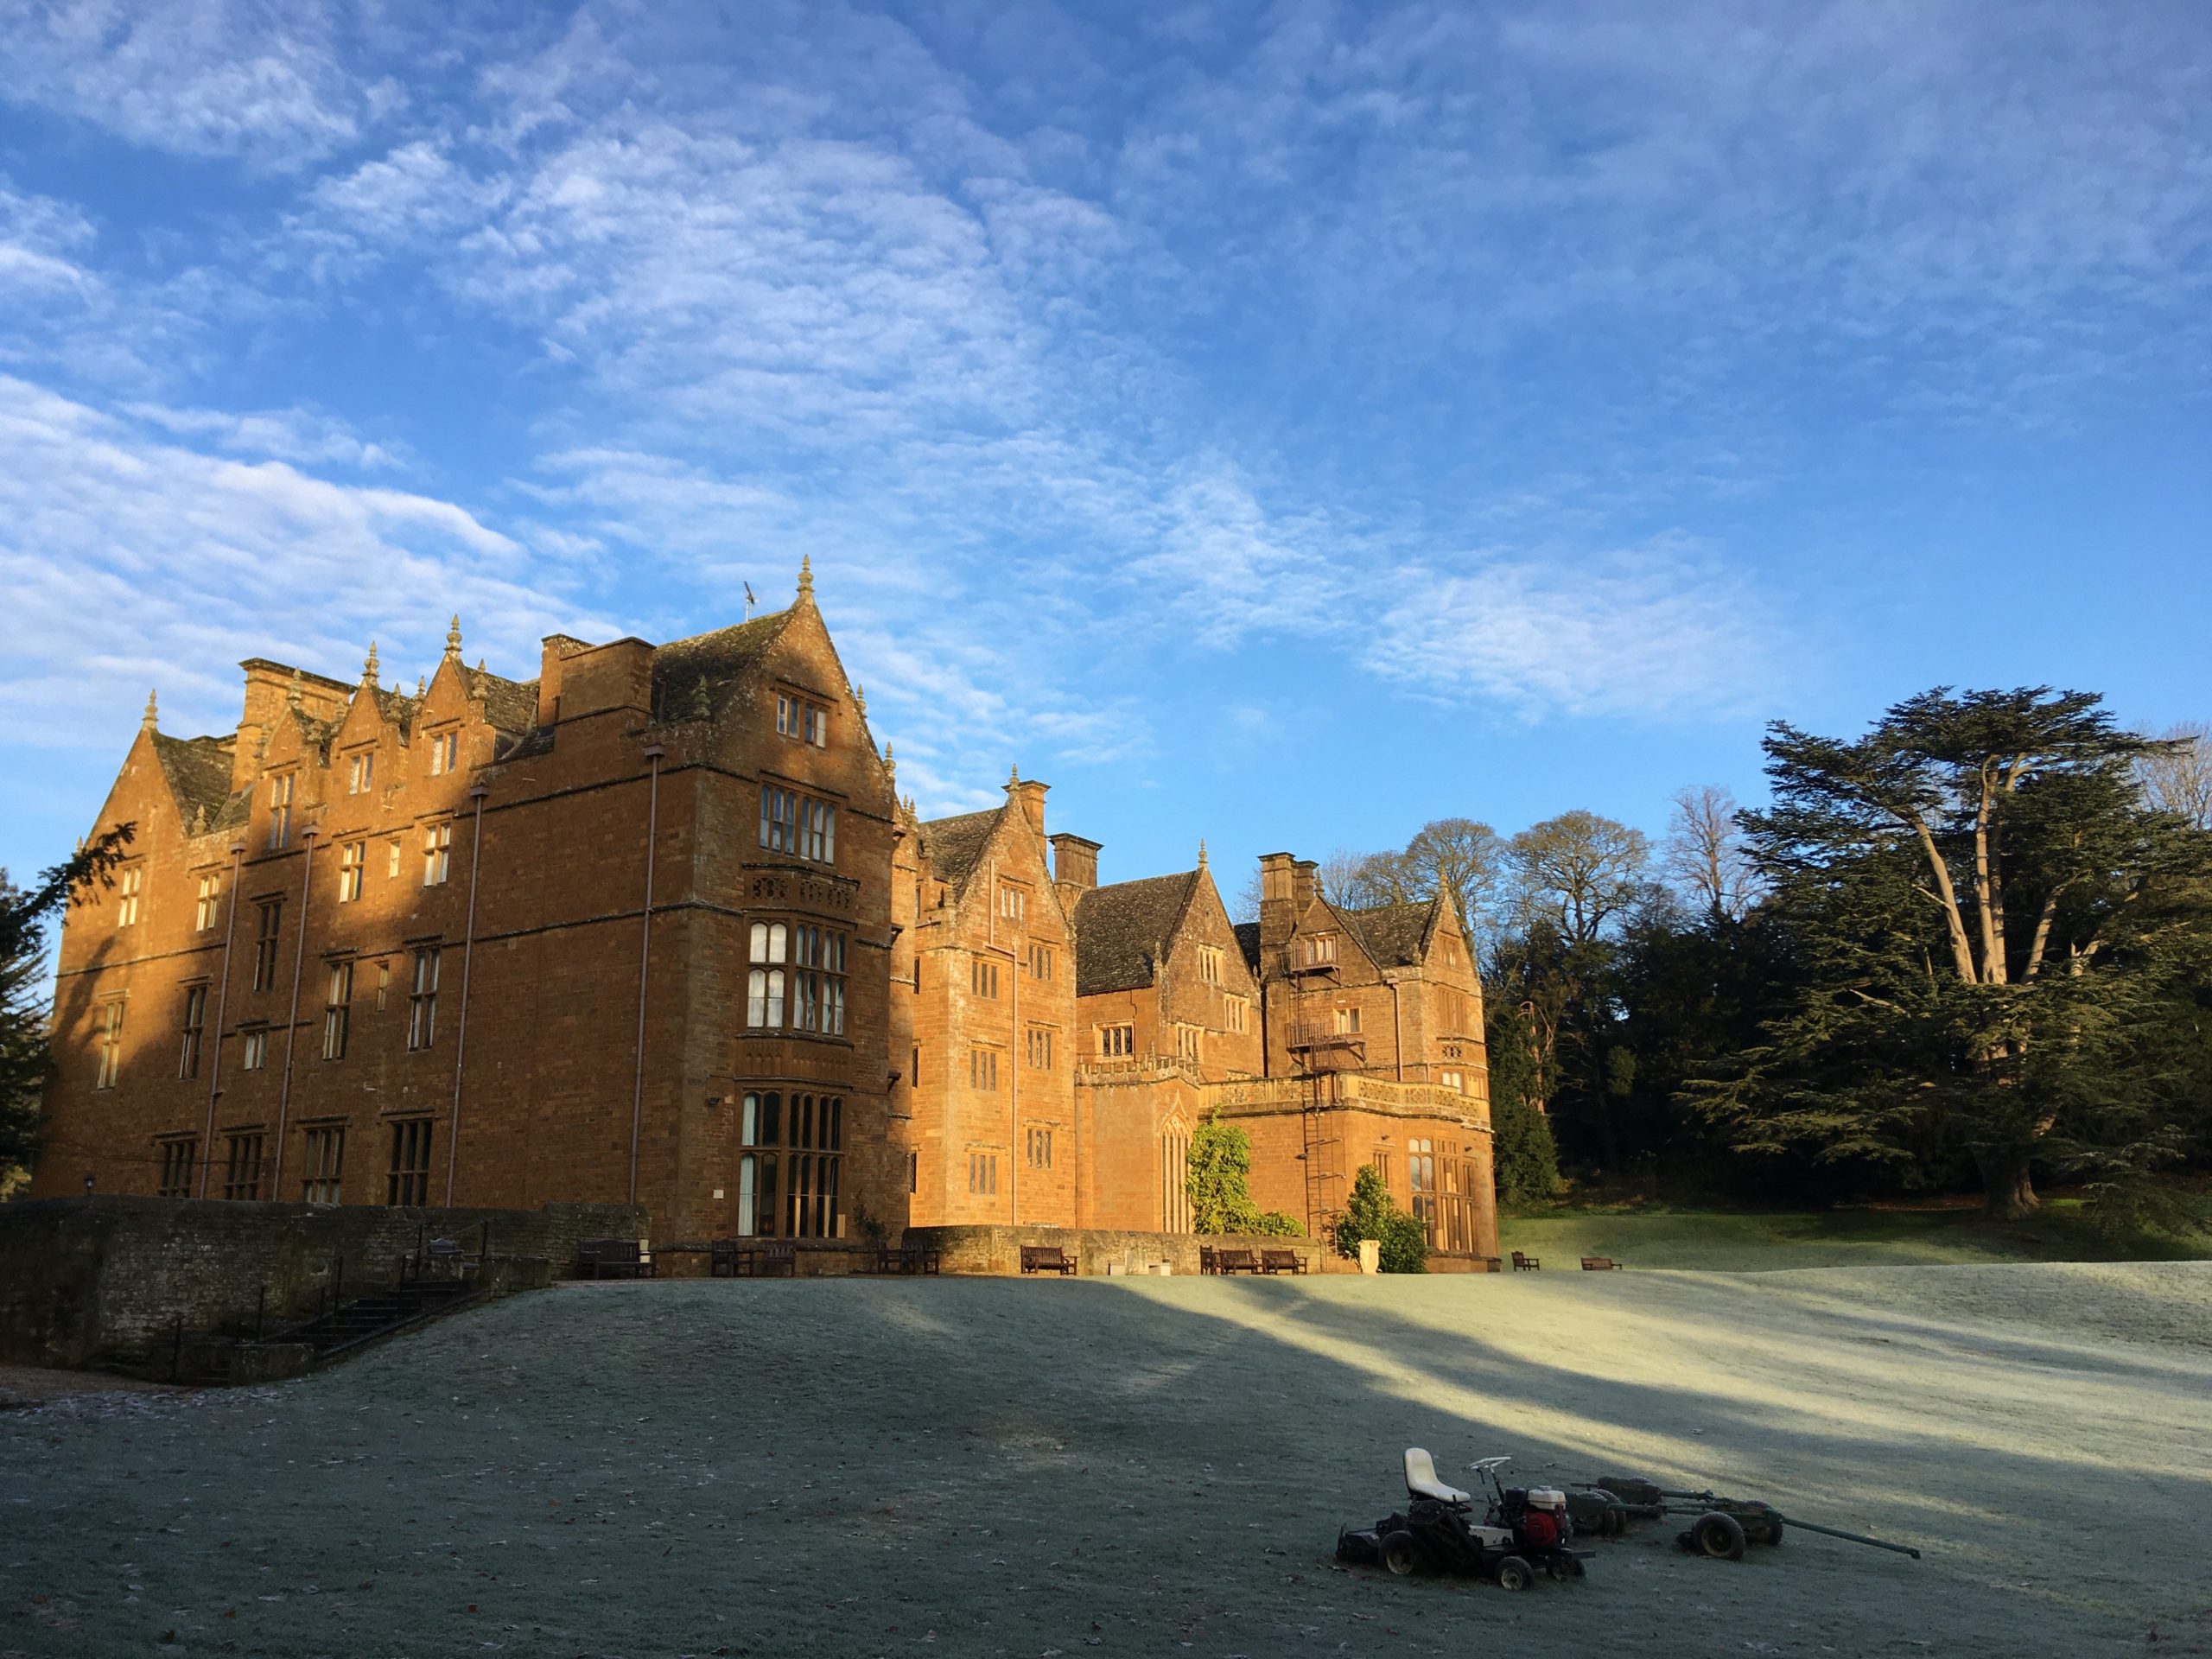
[270,828,320,1196]
[197,841,247,1198]
[1007,927,1020,1230]
[627,746,665,1206]
[1389,977,1404,1081]
[443,785,489,1207]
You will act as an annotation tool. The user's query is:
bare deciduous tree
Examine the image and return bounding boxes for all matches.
[2137,721,2212,830]
[1403,817,1507,944]
[1507,810,1651,944]
[1662,784,1763,921]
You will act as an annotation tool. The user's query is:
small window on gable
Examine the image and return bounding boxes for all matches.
[347,750,375,794]
[427,728,460,776]
[194,871,222,931]
[776,692,828,747]
[1198,944,1223,985]
[116,867,143,927]
[998,884,1026,924]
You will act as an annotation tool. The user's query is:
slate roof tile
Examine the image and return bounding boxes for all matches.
[1073,869,1200,996]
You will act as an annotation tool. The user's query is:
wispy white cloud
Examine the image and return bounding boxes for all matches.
[120,400,401,469]
[1367,542,1779,719]
[0,374,598,752]
[0,0,390,168]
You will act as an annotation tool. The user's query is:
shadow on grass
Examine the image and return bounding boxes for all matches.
[4,1271,2207,1658]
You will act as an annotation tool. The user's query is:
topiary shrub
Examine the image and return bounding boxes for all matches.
[1332,1164,1427,1272]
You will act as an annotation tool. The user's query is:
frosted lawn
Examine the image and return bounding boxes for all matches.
[5,1264,2209,1656]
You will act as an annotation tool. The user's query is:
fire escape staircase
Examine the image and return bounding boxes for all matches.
[1284,959,1361,1238]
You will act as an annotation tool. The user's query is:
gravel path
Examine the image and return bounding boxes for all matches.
[4,1263,2209,1657]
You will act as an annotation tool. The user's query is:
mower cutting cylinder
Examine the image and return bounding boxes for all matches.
[1582,1475,1920,1560]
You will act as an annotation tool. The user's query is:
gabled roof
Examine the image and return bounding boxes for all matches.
[1074,869,1201,996]
[914,807,1004,897]
[1341,899,1437,968]
[151,733,239,832]
[468,668,539,736]
[651,609,793,717]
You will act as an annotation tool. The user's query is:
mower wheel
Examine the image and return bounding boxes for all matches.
[1493,1555,1534,1592]
[1546,1554,1586,1582]
[1759,1518,1785,1547]
[1601,1507,1628,1539]
[1691,1511,1747,1561]
[1381,1530,1421,1577]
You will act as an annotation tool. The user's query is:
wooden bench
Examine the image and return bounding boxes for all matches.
[873,1242,942,1275]
[1198,1245,1218,1275]
[711,1238,796,1277]
[577,1239,654,1280]
[1259,1249,1306,1275]
[1020,1244,1077,1276]
[1510,1250,1541,1272]
[1580,1256,1624,1271]
[1214,1248,1261,1275]
[415,1236,481,1280]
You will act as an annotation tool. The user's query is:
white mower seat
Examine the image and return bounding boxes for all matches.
[1402,1447,1471,1506]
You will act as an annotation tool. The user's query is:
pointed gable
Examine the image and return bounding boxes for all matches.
[1072,870,1202,995]
[651,607,794,718]
[913,807,1005,901]
[1340,899,1440,969]
[149,733,240,831]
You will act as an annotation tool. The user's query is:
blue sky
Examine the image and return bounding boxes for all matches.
[3,0,2208,899]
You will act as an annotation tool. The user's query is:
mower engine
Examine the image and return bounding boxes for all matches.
[1503,1487,1571,1554]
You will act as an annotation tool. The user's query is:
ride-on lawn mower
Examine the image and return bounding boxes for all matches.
[1337,1452,1593,1590]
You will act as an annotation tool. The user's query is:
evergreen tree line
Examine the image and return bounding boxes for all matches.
[1300,691,2212,1221]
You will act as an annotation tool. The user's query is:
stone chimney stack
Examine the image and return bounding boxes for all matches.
[1050,832,1101,900]
[537,634,594,727]
[1008,772,1049,836]
[1258,851,1299,949]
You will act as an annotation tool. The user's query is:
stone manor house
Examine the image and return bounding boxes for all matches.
[32,568,1499,1264]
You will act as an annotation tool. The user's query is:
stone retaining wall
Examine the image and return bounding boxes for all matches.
[0,1195,646,1367]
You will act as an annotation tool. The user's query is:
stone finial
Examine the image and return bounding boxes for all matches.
[854,683,867,716]
[446,615,464,660]
[190,804,207,834]
[1198,838,1209,868]
[687,677,712,721]
[287,666,303,711]
[362,640,380,687]
[141,689,158,734]
[1007,764,1020,787]
[416,675,427,697]
[797,555,815,597]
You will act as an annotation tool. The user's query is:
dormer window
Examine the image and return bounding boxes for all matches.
[267,772,295,849]
[346,750,375,794]
[1306,933,1337,964]
[427,729,460,776]
[776,692,828,747]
